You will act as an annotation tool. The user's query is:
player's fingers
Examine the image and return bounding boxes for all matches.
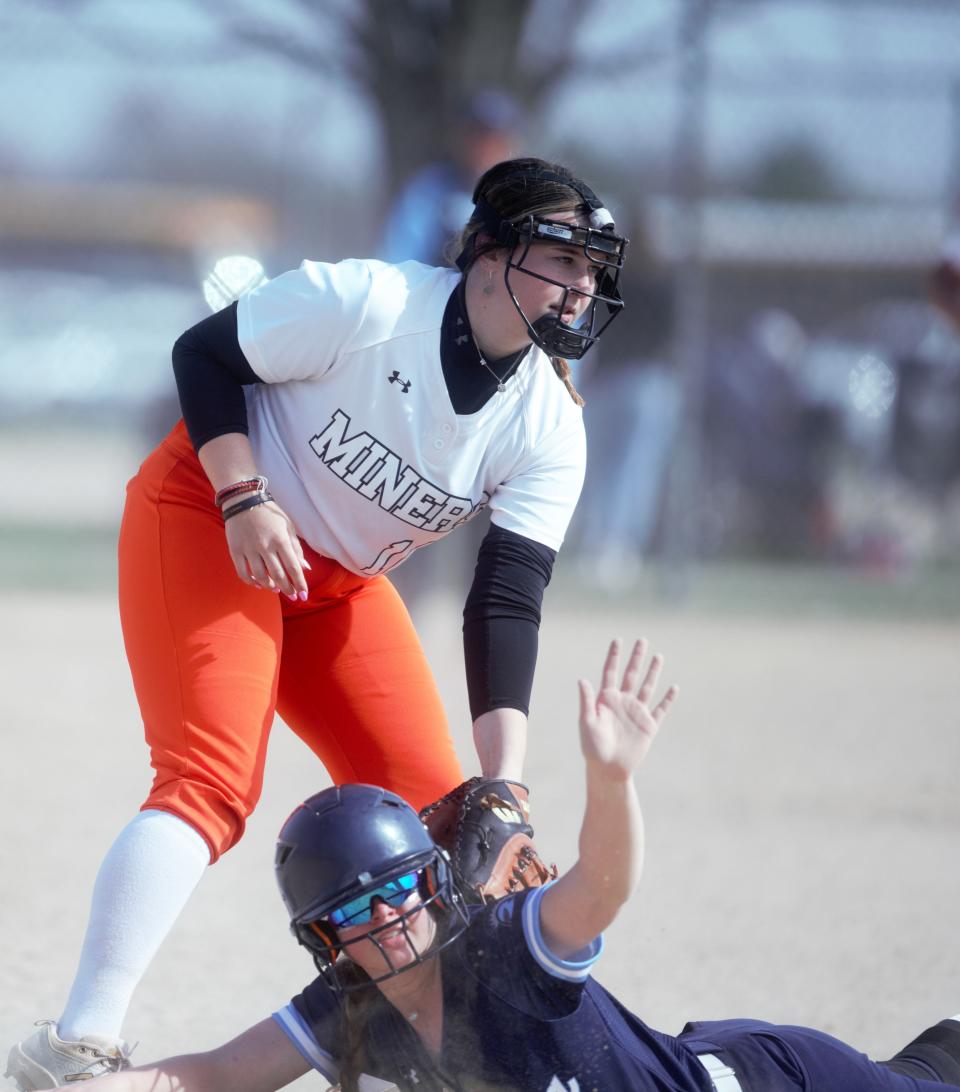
[226,527,274,589]
[651,684,679,724]
[620,638,648,693]
[600,638,621,692]
[578,678,597,728]
[232,551,259,587]
[282,537,310,597]
[280,514,310,572]
[291,533,310,573]
[262,552,297,599]
[245,554,276,590]
[638,653,663,705]
[275,541,309,600]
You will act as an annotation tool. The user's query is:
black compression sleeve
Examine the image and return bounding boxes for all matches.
[171,302,263,452]
[462,524,556,720]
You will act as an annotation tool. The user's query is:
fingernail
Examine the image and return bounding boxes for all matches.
[298,590,309,601]
[287,592,298,602]
[302,559,312,570]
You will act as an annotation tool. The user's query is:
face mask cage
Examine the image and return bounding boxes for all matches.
[292,858,470,997]
[501,214,627,359]
[453,167,629,359]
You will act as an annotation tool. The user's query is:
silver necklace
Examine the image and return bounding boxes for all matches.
[471,333,510,393]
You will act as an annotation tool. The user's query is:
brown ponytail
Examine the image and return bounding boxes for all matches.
[550,356,585,407]
[335,960,377,1092]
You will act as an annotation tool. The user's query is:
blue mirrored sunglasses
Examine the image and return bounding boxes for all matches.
[327,870,422,927]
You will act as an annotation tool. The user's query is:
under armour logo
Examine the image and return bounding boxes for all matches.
[545,1078,580,1092]
[388,370,411,393]
[454,334,469,346]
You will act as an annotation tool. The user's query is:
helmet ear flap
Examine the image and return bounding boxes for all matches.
[419,861,449,912]
[298,919,340,963]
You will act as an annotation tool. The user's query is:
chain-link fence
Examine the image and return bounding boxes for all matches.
[563,0,960,588]
[2,0,960,594]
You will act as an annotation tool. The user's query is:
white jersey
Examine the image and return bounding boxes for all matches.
[236,258,586,577]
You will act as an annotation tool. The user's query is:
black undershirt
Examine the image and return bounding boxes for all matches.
[440,279,530,414]
[171,302,257,450]
[462,524,554,721]
[171,285,556,718]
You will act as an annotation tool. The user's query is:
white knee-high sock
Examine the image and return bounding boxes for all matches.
[58,809,210,1041]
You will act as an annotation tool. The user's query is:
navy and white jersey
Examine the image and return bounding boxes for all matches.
[272,886,713,1092]
[272,886,960,1092]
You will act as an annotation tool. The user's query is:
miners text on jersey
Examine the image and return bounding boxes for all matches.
[310,408,484,536]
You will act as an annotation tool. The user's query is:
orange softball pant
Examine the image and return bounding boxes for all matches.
[118,421,463,862]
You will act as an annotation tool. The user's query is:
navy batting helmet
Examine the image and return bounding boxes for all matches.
[275,784,469,993]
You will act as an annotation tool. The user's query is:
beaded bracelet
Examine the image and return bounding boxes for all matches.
[215,475,268,509]
[222,491,274,522]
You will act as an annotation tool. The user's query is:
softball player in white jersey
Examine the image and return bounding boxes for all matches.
[8,156,628,1089]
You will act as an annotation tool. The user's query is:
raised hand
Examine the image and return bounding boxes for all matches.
[577,638,678,782]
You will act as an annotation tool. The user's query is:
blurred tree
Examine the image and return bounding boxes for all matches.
[220,0,662,188]
[28,0,673,212]
[740,136,853,203]
[28,0,669,253]
[98,91,283,198]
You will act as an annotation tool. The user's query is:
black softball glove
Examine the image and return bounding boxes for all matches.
[419,777,557,903]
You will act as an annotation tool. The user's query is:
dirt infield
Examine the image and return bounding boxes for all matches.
[2,589,958,1088]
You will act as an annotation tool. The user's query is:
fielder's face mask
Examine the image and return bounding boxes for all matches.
[456,169,628,359]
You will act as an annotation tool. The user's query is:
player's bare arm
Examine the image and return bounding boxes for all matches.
[539,638,678,959]
[198,432,309,600]
[79,1019,308,1092]
[471,706,527,781]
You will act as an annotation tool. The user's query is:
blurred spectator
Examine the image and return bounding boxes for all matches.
[853,238,960,504]
[930,234,960,333]
[892,236,960,495]
[703,309,840,557]
[794,269,960,571]
[379,88,521,267]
